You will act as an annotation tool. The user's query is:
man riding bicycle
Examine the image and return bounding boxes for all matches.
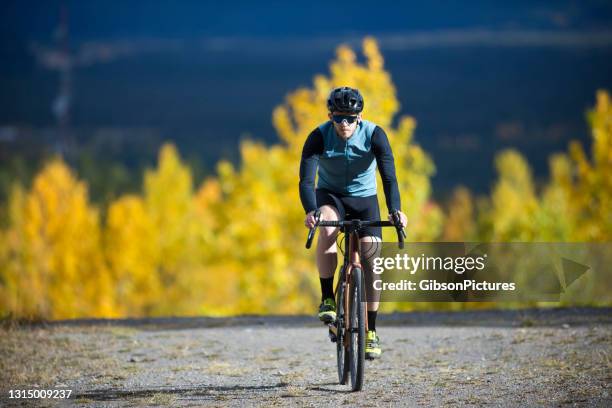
[299,86,408,360]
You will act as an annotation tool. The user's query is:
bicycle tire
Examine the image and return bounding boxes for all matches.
[349,267,365,391]
[336,280,349,385]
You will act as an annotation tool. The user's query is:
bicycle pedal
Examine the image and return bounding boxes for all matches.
[328,329,337,343]
[327,324,338,342]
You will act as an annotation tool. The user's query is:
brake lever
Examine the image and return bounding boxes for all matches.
[391,210,406,249]
[305,209,322,249]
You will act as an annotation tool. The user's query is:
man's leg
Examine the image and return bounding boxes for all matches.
[361,235,383,359]
[316,205,340,322]
[360,235,382,318]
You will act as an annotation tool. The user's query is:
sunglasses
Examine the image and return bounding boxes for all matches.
[332,114,359,124]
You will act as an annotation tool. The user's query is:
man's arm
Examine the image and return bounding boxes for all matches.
[299,128,324,214]
[372,126,401,213]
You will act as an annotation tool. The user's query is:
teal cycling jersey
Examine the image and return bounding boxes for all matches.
[317,119,378,196]
[299,120,401,214]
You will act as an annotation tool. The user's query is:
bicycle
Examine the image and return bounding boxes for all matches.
[305,210,405,391]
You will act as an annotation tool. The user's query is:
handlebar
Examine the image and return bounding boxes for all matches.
[305,209,406,249]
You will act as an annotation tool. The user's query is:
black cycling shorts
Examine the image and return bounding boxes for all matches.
[315,189,382,239]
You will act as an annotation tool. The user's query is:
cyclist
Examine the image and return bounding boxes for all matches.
[300,86,407,360]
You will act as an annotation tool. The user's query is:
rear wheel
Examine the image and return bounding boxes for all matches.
[349,267,365,391]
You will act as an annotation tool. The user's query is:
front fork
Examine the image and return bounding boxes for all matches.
[329,231,369,343]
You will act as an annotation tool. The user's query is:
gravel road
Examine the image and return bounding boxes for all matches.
[1,308,610,407]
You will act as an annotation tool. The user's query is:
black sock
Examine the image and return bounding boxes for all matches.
[368,310,377,332]
[320,277,334,301]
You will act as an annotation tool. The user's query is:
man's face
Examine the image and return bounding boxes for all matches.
[328,111,361,140]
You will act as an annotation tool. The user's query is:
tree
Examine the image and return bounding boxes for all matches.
[486,150,540,241]
[566,90,612,241]
[104,195,161,316]
[0,160,114,319]
[479,91,612,242]
[141,144,208,315]
[442,186,476,241]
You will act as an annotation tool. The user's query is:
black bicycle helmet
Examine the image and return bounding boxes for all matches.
[327,87,364,114]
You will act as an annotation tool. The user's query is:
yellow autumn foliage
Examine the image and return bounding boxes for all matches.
[1,38,610,320]
[566,90,612,241]
[477,90,612,242]
[105,195,161,315]
[0,160,114,319]
[442,187,476,241]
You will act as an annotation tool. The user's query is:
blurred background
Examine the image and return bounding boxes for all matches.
[1,0,611,320]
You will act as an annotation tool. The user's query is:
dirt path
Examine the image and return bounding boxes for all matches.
[1,308,611,407]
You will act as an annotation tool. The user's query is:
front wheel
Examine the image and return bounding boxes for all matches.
[336,280,349,385]
[349,267,366,391]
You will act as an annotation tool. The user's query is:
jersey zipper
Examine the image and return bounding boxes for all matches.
[344,140,349,194]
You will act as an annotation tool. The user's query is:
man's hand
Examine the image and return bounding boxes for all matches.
[305,211,317,229]
[388,210,408,228]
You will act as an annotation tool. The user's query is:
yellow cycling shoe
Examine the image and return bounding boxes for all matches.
[318,298,336,323]
[365,330,381,360]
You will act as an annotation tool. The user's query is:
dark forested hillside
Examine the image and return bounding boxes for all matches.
[1,0,611,201]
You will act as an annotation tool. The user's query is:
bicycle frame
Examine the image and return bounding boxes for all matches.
[338,227,367,337]
[308,216,404,339]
